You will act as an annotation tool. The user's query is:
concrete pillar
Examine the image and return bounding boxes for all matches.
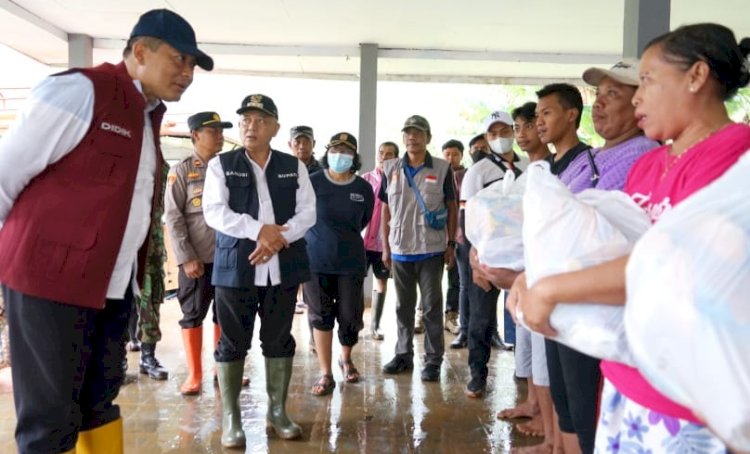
[358,43,378,304]
[358,43,378,173]
[68,33,93,68]
[623,0,670,58]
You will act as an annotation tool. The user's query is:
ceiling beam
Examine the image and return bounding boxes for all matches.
[94,39,618,65]
[0,0,67,42]
[207,68,581,86]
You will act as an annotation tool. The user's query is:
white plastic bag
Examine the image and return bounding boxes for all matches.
[465,171,526,270]
[625,152,750,450]
[520,161,650,365]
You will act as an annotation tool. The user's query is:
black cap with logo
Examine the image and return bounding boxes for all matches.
[236,94,278,119]
[326,132,357,152]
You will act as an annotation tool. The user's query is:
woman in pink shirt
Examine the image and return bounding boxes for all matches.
[514,23,750,452]
[362,141,399,340]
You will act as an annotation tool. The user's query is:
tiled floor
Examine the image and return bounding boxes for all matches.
[0,294,543,453]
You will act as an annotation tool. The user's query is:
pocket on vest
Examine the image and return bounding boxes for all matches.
[86,151,127,186]
[216,235,239,270]
[31,230,97,279]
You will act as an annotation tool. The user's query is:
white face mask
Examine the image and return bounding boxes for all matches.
[489,137,514,154]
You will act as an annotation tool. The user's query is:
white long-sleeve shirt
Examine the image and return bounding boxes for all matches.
[0,71,161,299]
[202,150,316,286]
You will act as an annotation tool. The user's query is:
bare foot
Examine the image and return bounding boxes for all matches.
[511,442,553,453]
[497,400,539,420]
[516,414,544,437]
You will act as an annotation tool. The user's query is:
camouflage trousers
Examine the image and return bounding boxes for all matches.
[131,268,165,344]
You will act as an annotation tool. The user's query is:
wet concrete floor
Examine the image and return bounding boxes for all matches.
[0,292,543,453]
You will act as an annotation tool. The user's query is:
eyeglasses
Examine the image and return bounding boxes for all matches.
[239,115,272,128]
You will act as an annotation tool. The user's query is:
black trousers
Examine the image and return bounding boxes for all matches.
[4,285,131,454]
[445,257,460,313]
[457,241,497,336]
[305,273,364,347]
[466,279,501,381]
[214,284,296,362]
[545,338,601,454]
[177,263,216,329]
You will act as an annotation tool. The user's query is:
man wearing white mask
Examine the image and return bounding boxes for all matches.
[459,111,528,397]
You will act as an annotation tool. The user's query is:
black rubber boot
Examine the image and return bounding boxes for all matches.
[370,290,386,340]
[139,343,168,380]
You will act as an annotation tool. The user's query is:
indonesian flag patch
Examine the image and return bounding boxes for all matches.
[425,174,437,184]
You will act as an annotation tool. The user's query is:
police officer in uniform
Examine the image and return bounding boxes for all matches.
[165,111,248,395]
[203,94,315,447]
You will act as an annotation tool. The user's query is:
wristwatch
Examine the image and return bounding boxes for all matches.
[447,240,457,248]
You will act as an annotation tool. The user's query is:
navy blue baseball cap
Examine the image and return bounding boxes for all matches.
[130,9,214,71]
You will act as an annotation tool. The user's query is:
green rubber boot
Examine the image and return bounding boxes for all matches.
[216,360,246,448]
[265,357,302,439]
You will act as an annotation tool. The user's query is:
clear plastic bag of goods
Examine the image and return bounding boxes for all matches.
[520,161,650,365]
[625,152,750,451]
[465,171,526,270]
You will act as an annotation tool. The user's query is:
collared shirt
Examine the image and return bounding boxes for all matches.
[378,153,454,258]
[546,141,590,177]
[461,151,528,202]
[0,72,160,299]
[559,135,658,194]
[202,150,316,286]
[164,151,216,264]
[305,158,322,174]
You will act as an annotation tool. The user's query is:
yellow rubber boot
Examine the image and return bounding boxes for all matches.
[76,417,123,454]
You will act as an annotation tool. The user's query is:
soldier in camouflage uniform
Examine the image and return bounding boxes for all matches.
[132,160,170,380]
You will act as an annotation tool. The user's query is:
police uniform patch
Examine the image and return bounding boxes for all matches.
[191,197,202,207]
[168,174,177,185]
[193,159,202,167]
[187,172,200,180]
[192,186,203,196]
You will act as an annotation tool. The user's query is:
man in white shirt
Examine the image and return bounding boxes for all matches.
[0,9,211,454]
[460,111,527,398]
[203,94,316,447]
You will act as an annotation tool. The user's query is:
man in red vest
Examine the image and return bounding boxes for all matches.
[0,9,212,454]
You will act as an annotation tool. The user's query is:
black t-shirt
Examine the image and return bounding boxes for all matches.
[305,170,375,275]
[546,142,591,176]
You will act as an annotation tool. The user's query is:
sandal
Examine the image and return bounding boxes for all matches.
[338,358,360,383]
[311,374,335,396]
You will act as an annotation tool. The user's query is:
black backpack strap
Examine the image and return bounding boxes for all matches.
[586,148,600,187]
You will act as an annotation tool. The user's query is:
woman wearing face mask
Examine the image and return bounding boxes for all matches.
[304,132,375,395]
